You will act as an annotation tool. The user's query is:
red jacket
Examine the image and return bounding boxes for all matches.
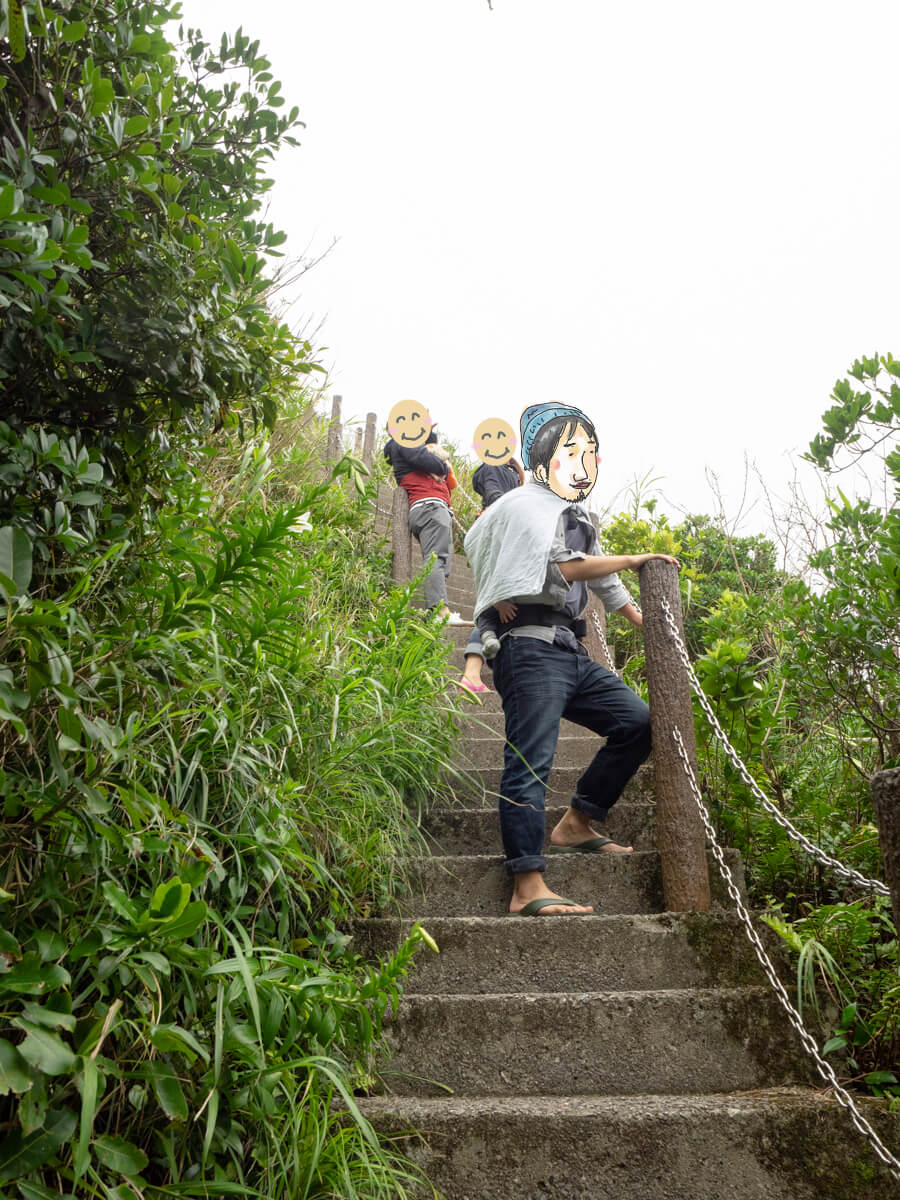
[400,470,455,507]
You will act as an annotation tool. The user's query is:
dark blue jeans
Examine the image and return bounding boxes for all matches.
[491,635,652,875]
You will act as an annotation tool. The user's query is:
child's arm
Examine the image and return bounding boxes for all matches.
[616,602,642,628]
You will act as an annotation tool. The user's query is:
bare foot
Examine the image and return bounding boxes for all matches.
[509,871,593,915]
[549,807,633,854]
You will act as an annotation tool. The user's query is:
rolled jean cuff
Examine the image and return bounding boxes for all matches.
[504,854,546,876]
[571,793,610,823]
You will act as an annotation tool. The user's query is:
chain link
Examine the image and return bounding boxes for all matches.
[659,598,889,896]
[450,509,470,539]
[590,609,618,674]
[669,725,900,1181]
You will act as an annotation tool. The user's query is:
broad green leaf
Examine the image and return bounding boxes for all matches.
[149,878,190,922]
[0,954,70,996]
[0,1107,76,1182]
[145,1060,188,1121]
[160,899,207,940]
[0,1038,32,1095]
[0,184,18,219]
[101,881,139,924]
[0,928,21,957]
[19,1002,76,1031]
[149,1023,209,1063]
[14,1023,77,1075]
[60,21,87,42]
[17,1182,77,1200]
[124,114,149,136]
[93,1134,148,1178]
[0,526,33,595]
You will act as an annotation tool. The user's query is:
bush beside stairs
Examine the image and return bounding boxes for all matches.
[355,554,899,1200]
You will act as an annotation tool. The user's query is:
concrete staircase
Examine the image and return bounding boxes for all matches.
[356,553,898,1199]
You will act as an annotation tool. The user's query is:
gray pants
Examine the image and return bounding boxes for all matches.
[408,500,451,609]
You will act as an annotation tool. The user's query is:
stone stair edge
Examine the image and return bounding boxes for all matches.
[356,1087,900,1200]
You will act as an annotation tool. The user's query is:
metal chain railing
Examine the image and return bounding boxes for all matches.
[660,598,890,896]
[450,509,470,540]
[590,609,617,674]
[670,725,900,1182]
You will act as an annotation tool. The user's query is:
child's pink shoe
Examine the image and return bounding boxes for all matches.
[455,678,491,695]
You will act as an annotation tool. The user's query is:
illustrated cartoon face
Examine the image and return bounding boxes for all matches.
[472,418,517,465]
[387,400,432,447]
[534,421,599,503]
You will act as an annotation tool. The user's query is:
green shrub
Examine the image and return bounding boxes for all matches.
[0,410,455,1196]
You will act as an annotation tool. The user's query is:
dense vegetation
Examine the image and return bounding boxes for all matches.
[597,360,898,1098]
[0,3,457,1195]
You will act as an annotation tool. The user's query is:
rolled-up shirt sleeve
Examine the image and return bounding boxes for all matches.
[589,572,632,613]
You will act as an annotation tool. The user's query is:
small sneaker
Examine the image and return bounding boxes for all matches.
[445,611,473,626]
[480,630,502,660]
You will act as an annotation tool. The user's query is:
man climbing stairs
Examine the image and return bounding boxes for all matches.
[356,553,898,1200]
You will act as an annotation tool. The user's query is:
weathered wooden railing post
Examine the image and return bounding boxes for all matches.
[390,486,414,583]
[327,393,343,460]
[362,412,377,470]
[871,768,900,937]
[639,560,711,911]
[353,426,363,456]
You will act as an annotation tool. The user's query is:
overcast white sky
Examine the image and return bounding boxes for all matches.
[178,0,900,532]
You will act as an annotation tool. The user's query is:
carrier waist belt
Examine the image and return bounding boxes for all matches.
[506,605,587,640]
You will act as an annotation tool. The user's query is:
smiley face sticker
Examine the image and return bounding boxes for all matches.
[387,399,433,448]
[472,417,517,465]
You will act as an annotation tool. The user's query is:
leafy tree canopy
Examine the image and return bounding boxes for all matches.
[0,0,317,441]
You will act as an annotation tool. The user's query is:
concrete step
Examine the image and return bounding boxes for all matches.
[353,912,771,994]
[454,733,610,770]
[452,709,589,736]
[445,584,475,608]
[423,802,656,854]
[443,764,656,806]
[357,1090,900,1200]
[443,622,479,647]
[389,850,745,918]
[379,987,811,1097]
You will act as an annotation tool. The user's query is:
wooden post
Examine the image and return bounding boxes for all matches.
[639,560,711,912]
[583,596,615,674]
[354,427,363,456]
[362,412,377,469]
[327,394,343,461]
[391,486,414,583]
[871,768,900,937]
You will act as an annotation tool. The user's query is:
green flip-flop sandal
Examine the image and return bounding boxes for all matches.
[508,897,591,917]
[549,836,615,854]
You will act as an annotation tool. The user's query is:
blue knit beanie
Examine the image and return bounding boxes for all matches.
[520,404,592,470]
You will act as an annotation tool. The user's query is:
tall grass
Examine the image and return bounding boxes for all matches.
[0,401,455,1196]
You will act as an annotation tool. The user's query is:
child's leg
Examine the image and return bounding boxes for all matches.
[477,609,502,660]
